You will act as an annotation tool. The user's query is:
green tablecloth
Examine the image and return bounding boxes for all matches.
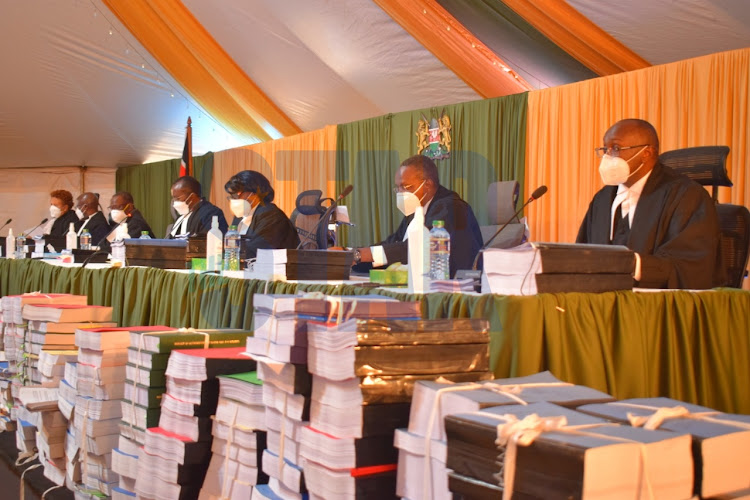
[2,259,749,413]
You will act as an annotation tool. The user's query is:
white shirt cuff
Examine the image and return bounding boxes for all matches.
[371,245,387,267]
[633,252,642,281]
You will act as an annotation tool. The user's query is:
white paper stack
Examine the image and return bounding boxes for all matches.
[39,349,78,384]
[73,326,130,497]
[199,372,268,499]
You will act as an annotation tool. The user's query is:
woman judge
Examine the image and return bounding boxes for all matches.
[45,189,80,238]
[224,170,300,258]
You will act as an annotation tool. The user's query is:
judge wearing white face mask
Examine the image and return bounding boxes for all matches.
[224,170,299,258]
[73,192,110,244]
[106,192,155,241]
[44,189,79,238]
[350,154,482,278]
[576,118,723,289]
[168,175,228,238]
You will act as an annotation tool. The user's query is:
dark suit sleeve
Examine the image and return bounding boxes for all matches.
[380,217,411,266]
[241,204,300,259]
[636,185,721,289]
[86,213,111,244]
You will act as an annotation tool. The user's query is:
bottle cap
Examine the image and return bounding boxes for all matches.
[230,225,237,231]
[433,220,445,228]
[141,231,148,235]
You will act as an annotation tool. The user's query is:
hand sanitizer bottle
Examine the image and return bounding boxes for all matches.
[206,216,223,271]
[66,223,77,250]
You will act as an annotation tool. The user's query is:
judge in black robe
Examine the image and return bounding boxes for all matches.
[352,155,483,277]
[76,211,110,244]
[576,119,722,289]
[46,189,79,238]
[225,170,300,259]
[169,175,228,238]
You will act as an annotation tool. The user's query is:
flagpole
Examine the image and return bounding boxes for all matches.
[186,116,193,177]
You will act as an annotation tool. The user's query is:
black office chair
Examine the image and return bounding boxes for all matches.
[659,146,732,201]
[717,204,750,288]
[661,145,749,288]
[289,190,335,249]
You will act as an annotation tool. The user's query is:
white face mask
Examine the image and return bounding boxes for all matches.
[49,205,62,219]
[598,146,647,186]
[75,208,85,220]
[396,180,426,216]
[230,197,252,218]
[110,209,127,224]
[172,193,193,216]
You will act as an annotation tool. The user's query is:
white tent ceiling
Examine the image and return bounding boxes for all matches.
[0,0,748,170]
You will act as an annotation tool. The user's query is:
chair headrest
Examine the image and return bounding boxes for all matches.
[295,190,326,215]
[487,181,520,225]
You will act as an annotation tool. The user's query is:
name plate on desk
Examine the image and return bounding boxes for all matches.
[482,242,635,295]
[125,238,207,269]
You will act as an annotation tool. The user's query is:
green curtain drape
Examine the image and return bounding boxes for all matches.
[115,152,214,238]
[335,93,528,247]
[3,259,749,413]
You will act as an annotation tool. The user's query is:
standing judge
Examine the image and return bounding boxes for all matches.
[45,189,79,238]
[74,192,109,244]
[351,154,482,277]
[576,118,723,289]
[169,176,228,238]
[224,170,299,258]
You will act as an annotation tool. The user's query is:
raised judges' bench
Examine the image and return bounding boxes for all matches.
[1,258,749,413]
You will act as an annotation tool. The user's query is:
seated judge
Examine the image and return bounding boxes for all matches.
[351,154,483,277]
[108,192,155,239]
[45,189,79,238]
[576,118,723,289]
[224,170,300,258]
[169,176,228,238]
[74,192,109,244]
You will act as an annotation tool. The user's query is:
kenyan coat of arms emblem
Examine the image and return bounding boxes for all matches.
[416,111,451,160]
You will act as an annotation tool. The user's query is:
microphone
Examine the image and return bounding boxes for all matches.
[82,223,123,269]
[296,184,354,249]
[471,185,548,270]
[0,218,11,232]
[23,217,49,237]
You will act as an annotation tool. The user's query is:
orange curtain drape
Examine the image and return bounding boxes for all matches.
[500,0,650,75]
[525,47,750,244]
[102,0,301,142]
[211,126,338,223]
[372,0,532,97]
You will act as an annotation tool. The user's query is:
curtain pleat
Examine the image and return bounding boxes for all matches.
[336,93,528,247]
[212,126,338,222]
[526,48,750,244]
[2,259,749,413]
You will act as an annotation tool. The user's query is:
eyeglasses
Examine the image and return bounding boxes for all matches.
[594,144,649,158]
[226,192,248,201]
[392,184,414,194]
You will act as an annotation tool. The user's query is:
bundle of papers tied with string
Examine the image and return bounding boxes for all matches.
[578,397,750,498]
[445,401,694,500]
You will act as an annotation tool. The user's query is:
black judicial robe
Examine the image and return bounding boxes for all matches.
[75,211,110,244]
[46,209,79,238]
[169,199,228,238]
[576,162,723,289]
[231,202,300,259]
[363,185,483,278]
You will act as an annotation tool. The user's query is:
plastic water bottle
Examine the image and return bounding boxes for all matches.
[429,220,450,280]
[223,225,240,271]
[80,229,91,250]
[139,231,151,239]
[16,233,26,259]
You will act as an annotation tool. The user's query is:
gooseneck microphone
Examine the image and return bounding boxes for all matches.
[0,218,12,232]
[23,218,49,237]
[471,185,548,270]
[296,185,354,249]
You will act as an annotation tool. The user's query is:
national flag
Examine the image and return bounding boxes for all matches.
[180,116,193,177]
